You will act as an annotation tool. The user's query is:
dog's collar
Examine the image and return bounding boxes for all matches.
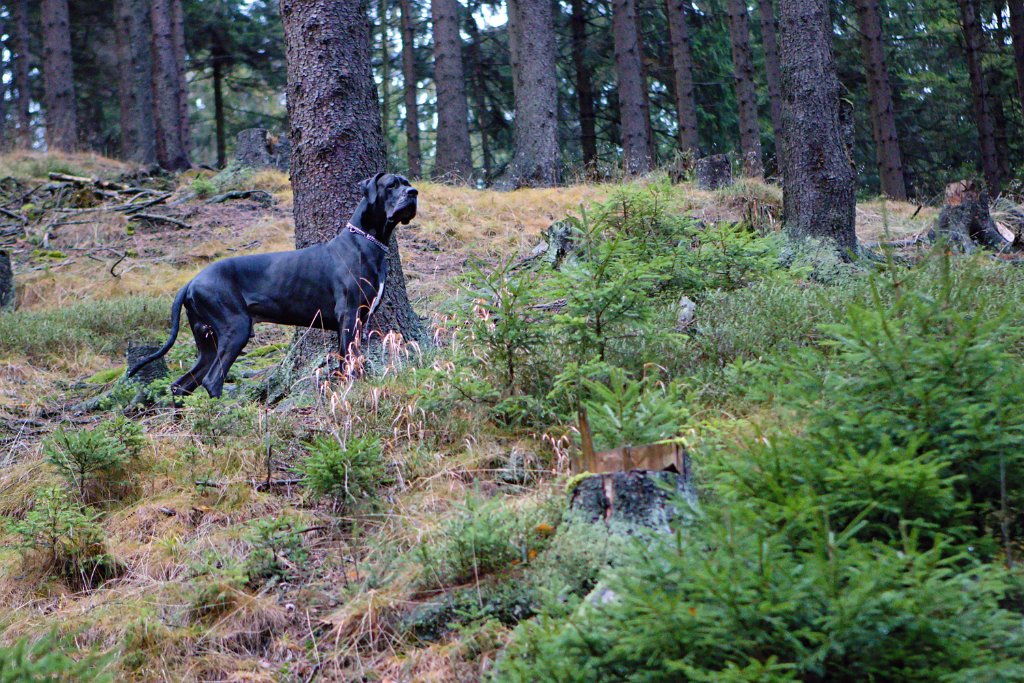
[346,222,389,253]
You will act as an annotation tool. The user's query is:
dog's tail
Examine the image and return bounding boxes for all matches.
[127,285,188,378]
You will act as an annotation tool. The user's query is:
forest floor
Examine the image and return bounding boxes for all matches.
[0,151,944,681]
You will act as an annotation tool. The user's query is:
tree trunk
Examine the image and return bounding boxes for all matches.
[696,154,733,190]
[431,0,473,182]
[151,0,190,170]
[171,0,191,159]
[465,13,493,181]
[0,250,14,311]
[41,0,78,152]
[778,0,857,255]
[727,0,762,177]
[115,0,157,164]
[570,0,598,169]
[854,0,907,200]
[958,0,1001,193]
[499,0,561,188]
[665,0,700,157]
[11,0,32,148]
[379,0,391,149]
[280,0,427,364]
[213,51,227,168]
[612,0,653,175]
[399,0,423,178]
[1011,0,1024,123]
[757,0,784,168]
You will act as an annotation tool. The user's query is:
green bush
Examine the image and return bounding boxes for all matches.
[10,487,116,588]
[0,630,114,682]
[43,428,130,503]
[189,175,217,198]
[299,434,387,506]
[97,416,147,459]
[243,515,309,585]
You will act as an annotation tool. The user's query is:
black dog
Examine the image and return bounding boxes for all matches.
[127,173,418,398]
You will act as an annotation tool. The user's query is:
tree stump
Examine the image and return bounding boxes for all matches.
[270,135,291,171]
[569,470,697,534]
[0,250,14,311]
[695,154,732,190]
[126,341,168,387]
[234,128,275,168]
[930,181,1010,253]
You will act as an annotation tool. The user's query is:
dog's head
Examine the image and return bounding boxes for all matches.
[361,173,418,227]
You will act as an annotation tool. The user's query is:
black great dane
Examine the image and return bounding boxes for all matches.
[127,173,418,398]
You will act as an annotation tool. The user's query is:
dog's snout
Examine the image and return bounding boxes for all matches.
[407,188,418,197]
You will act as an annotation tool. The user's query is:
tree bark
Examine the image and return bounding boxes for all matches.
[757,0,784,166]
[115,0,157,164]
[151,0,191,170]
[41,0,78,152]
[379,0,391,149]
[727,0,763,177]
[854,0,907,200]
[778,0,857,255]
[280,0,426,363]
[665,0,700,157]
[431,0,473,182]
[570,0,598,169]
[213,51,227,168]
[958,0,1001,193]
[11,0,32,148]
[1011,0,1024,123]
[465,13,494,181]
[499,0,561,188]
[171,0,191,159]
[399,0,423,177]
[612,0,653,175]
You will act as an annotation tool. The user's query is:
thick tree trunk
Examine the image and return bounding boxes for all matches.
[41,0,78,152]
[280,0,426,364]
[665,0,700,157]
[499,0,561,188]
[0,250,14,311]
[570,0,598,169]
[727,0,763,177]
[757,0,784,166]
[399,0,423,177]
[379,0,391,147]
[1011,0,1024,123]
[12,0,32,148]
[778,0,857,255]
[465,14,493,181]
[958,0,1001,193]
[612,0,653,175]
[115,0,157,164]
[854,0,907,200]
[151,0,190,170]
[431,0,473,182]
[213,52,227,168]
[171,0,191,159]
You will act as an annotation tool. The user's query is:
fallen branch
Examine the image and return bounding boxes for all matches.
[204,189,274,205]
[128,213,191,229]
[0,207,27,224]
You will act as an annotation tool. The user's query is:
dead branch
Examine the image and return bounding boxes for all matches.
[128,213,191,229]
[204,189,274,205]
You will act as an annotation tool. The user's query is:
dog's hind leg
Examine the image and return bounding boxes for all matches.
[201,315,252,398]
[171,318,217,397]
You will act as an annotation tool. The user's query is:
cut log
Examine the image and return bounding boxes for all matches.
[569,469,697,533]
[126,341,168,386]
[0,250,14,311]
[930,181,1010,253]
[695,154,732,190]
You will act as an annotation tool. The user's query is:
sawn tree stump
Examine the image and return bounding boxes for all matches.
[569,469,697,534]
[234,128,289,171]
[695,154,733,190]
[931,181,1011,252]
[126,341,168,386]
[0,250,14,311]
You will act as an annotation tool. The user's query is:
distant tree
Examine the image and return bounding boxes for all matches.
[1011,0,1024,123]
[665,0,700,157]
[400,0,423,177]
[757,0,783,167]
[726,0,762,176]
[499,0,560,188]
[41,0,78,151]
[854,0,906,200]
[778,0,856,254]
[171,0,190,159]
[464,7,494,179]
[151,0,191,169]
[570,0,598,168]
[279,0,425,360]
[431,0,473,181]
[115,0,157,164]
[612,0,653,174]
[11,0,31,148]
[957,0,1000,193]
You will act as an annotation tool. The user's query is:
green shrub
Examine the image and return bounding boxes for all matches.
[0,630,114,682]
[189,175,217,198]
[43,428,130,503]
[183,394,258,441]
[97,416,147,459]
[299,434,387,506]
[243,515,309,585]
[10,488,116,588]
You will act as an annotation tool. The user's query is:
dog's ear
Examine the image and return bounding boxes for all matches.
[363,172,386,205]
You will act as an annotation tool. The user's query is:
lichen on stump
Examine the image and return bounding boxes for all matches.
[695,154,733,190]
[568,469,697,534]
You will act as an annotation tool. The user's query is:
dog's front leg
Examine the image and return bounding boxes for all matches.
[335,299,359,376]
